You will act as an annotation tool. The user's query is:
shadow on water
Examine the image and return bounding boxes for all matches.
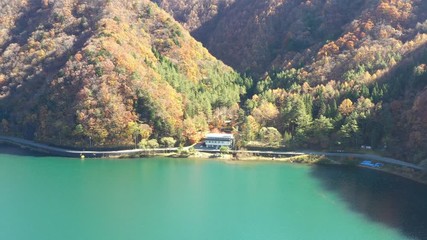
[310,165,427,240]
[0,144,50,157]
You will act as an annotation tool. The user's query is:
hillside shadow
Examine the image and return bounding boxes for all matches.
[368,41,427,161]
[191,0,369,75]
[190,0,244,69]
[0,0,52,55]
[375,42,427,98]
[310,165,427,240]
[0,144,50,157]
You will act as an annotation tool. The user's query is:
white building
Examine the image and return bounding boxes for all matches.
[204,133,234,149]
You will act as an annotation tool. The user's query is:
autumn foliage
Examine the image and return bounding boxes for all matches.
[156,0,427,162]
[0,0,245,148]
[1,0,427,163]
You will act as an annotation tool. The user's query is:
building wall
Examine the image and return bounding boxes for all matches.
[205,139,233,148]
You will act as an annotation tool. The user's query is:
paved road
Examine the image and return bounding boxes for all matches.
[299,150,424,170]
[0,136,423,170]
[0,136,176,157]
[195,146,423,170]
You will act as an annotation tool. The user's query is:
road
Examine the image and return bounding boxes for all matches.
[0,136,177,157]
[0,136,423,170]
[299,150,424,170]
[194,145,423,170]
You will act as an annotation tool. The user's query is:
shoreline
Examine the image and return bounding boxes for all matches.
[1,136,426,184]
[186,152,427,185]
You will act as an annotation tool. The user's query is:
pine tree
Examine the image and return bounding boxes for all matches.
[328,99,338,118]
[318,101,327,118]
[361,84,370,98]
[338,117,360,146]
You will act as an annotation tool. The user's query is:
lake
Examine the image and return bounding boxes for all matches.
[0,145,426,240]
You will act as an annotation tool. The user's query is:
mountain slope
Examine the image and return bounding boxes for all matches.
[155,0,427,162]
[154,0,426,76]
[152,0,236,31]
[0,0,246,147]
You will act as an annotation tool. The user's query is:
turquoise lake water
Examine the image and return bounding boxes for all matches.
[0,146,426,240]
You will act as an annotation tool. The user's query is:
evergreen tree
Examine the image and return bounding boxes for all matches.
[327,99,338,118]
[361,84,370,98]
[282,95,312,136]
[307,115,334,147]
[318,101,327,118]
[338,116,360,146]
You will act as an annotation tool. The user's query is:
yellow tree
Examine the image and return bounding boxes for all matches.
[127,122,152,147]
[339,99,355,116]
[182,118,199,144]
[242,115,260,141]
[252,101,279,126]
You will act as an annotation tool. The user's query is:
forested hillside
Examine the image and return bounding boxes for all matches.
[1,0,426,162]
[151,0,236,31]
[155,0,426,75]
[156,0,427,162]
[0,0,247,147]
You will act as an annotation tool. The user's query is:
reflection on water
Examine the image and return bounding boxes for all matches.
[311,165,427,240]
[0,144,48,157]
